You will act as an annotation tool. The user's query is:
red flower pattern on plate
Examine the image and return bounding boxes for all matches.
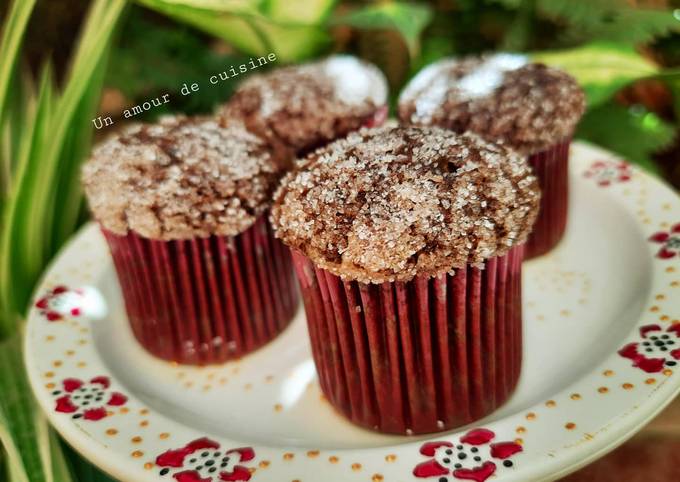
[583,160,632,187]
[35,285,84,321]
[619,324,680,373]
[52,376,127,421]
[413,429,522,482]
[155,438,255,481]
[649,223,680,259]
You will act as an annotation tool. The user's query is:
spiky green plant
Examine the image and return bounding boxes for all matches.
[0,1,126,480]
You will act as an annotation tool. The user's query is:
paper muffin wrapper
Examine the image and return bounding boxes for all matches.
[525,140,571,259]
[363,105,389,129]
[102,215,298,365]
[291,245,524,435]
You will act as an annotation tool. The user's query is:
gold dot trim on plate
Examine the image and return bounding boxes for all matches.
[664,369,673,376]
[598,387,609,394]
[646,378,657,385]
[306,450,319,458]
[570,393,581,400]
[159,432,170,439]
[106,428,118,436]
[131,451,144,458]
[259,461,270,468]
[131,436,142,444]
[603,370,614,377]
[385,454,397,462]
[565,422,576,430]
[516,426,526,434]
[525,412,536,421]
[283,453,294,461]
[144,462,153,470]
[622,383,634,390]
[351,463,362,471]
[545,400,556,408]
[372,474,384,481]
[328,456,339,464]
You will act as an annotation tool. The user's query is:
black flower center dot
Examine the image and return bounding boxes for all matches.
[655,341,664,347]
[471,447,478,453]
[458,453,467,460]
[189,458,196,463]
[503,460,514,468]
[662,335,670,339]
[667,361,677,366]
[643,342,650,346]
[222,457,230,463]
[196,466,203,471]
[209,467,217,473]
[651,336,658,340]
[159,468,169,476]
[52,391,61,396]
[454,463,462,469]
[205,460,214,467]
[445,449,453,455]
[442,458,450,464]
[201,452,209,457]
[456,445,463,450]
[213,452,220,457]
[439,478,447,482]
[72,414,82,419]
[221,462,228,468]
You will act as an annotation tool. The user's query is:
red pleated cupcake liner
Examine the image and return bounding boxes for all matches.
[526,140,571,259]
[102,216,298,365]
[291,245,524,435]
[363,105,389,128]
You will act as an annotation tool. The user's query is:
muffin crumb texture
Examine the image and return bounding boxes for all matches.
[221,55,388,153]
[82,115,290,240]
[398,54,586,154]
[272,125,540,284]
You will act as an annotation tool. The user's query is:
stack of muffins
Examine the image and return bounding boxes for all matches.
[83,52,584,434]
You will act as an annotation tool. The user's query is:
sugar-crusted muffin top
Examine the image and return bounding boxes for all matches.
[220,55,388,154]
[82,115,292,240]
[271,124,540,284]
[398,54,586,154]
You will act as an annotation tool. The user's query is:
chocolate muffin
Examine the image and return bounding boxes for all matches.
[82,115,298,365]
[220,55,388,155]
[399,53,585,258]
[272,125,540,434]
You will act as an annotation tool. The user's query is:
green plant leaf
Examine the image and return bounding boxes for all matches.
[0,332,54,482]
[576,101,675,173]
[0,64,54,336]
[334,2,433,57]
[536,0,680,46]
[531,43,658,107]
[136,0,332,61]
[262,0,335,25]
[0,0,36,202]
[0,0,126,334]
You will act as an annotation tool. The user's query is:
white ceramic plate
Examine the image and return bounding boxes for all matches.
[25,141,680,482]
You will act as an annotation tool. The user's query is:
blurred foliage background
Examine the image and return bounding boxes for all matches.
[0,0,679,481]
